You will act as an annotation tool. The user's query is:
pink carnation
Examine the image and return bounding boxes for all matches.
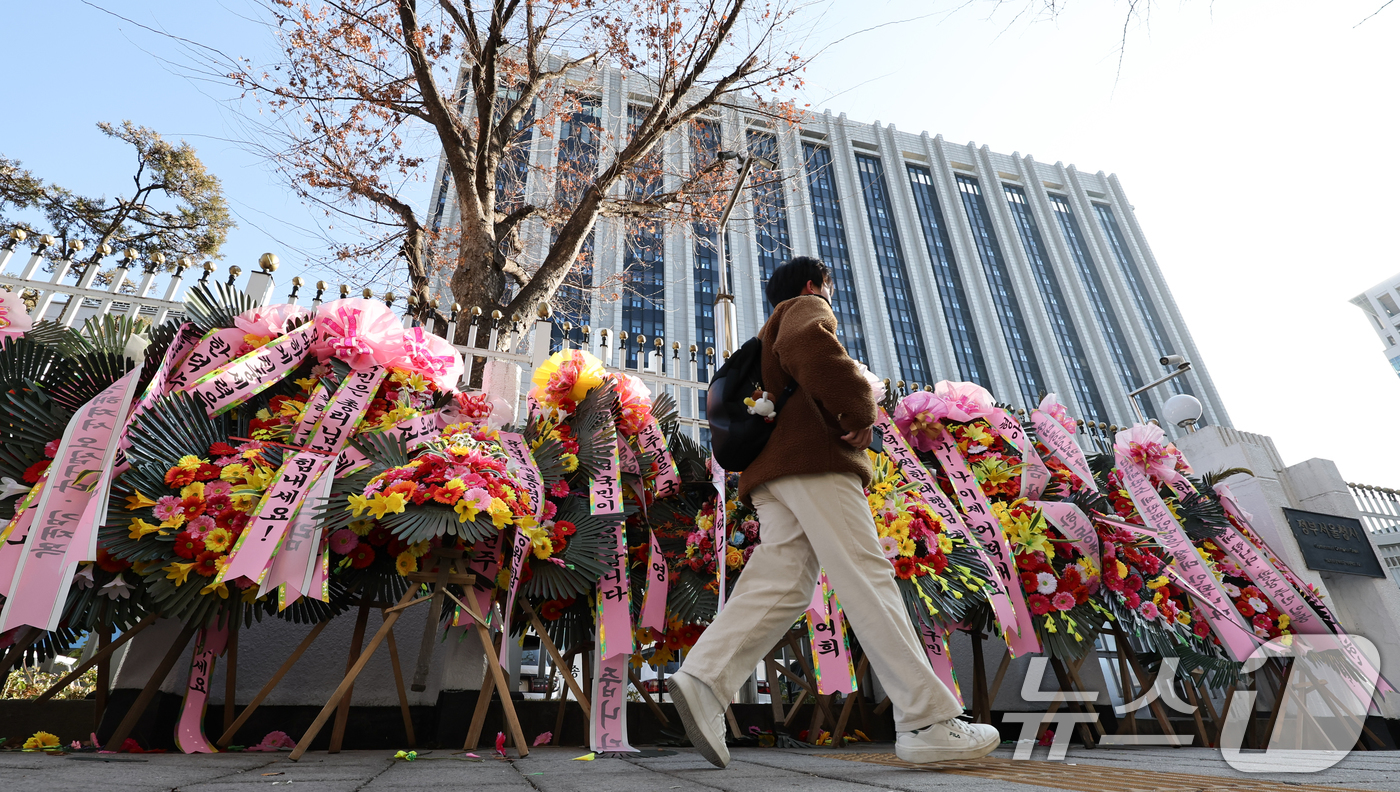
[1052,592,1076,612]
[329,528,360,555]
[186,515,216,537]
[1138,601,1161,620]
[154,496,185,521]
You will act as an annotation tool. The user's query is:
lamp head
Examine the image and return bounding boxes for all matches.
[1162,393,1204,432]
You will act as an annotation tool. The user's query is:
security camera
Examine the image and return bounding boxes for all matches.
[1159,354,1185,367]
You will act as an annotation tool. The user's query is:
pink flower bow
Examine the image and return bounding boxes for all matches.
[932,380,996,423]
[311,298,405,370]
[1113,423,1179,482]
[234,304,310,339]
[0,289,33,340]
[892,391,948,452]
[1037,393,1077,434]
[392,327,463,389]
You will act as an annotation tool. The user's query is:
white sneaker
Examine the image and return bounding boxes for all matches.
[667,671,731,768]
[895,717,1001,763]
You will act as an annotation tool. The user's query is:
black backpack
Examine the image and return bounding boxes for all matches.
[706,337,797,471]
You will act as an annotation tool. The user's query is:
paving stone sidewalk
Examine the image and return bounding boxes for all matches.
[4,744,1399,792]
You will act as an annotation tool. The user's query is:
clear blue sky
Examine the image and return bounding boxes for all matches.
[4,0,1400,484]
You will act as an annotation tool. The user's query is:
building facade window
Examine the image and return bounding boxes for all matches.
[550,95,601,350]
[1047,193,1154,420]
[801,142,868,363]
[623,104,666,368]
[691,119,722,382]
[854,153,927,381]
[747,129,791,307]
[1003,185,1106,422]
[1094,203,1186,397]
[956,174,1045,407]
[906,165,988,386]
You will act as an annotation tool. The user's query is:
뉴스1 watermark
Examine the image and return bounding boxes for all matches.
[1002,635,1382,771]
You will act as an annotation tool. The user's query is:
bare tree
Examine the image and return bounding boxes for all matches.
[212,0,805,342]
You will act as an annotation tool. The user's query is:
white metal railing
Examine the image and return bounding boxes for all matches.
[1350,482,1400,534]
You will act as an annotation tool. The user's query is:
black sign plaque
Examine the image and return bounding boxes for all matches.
[1281,508,1386,578]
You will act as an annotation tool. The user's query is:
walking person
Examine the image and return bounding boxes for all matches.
[669,256,1000,767]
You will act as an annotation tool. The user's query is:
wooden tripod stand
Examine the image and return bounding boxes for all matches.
[288,548,528,760]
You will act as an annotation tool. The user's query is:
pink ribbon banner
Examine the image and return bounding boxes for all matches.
[1115,451,1258,662]
[268,460,337,607]
[0,369,141,633]
[188,324,316,417]
[1030,409,1095,490]
[1030,500,1101,571]
[0,482,44,597]
[496,430,543,665]
[590,437,622,516]
[805,573,858,695]
[164,327,245,391]
[124,324,201,447]
[989,409,1050,501]
[596,440,633,661]
[454,533,502,628]
[638,529,669,633]
[498,520,533,667]
[304,368,387,455]
[617,438,641,477]
[873,412,1020,649]
[175,624,229,754]
[217,453,335,588]
[931,427,1041,656]
[636,415,682,499]
[589,650,638,754]
[920,623,963,707]
[711,455,727,612]
[292,381,333,445]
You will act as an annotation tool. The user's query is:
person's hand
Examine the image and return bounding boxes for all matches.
[842,425,873,449]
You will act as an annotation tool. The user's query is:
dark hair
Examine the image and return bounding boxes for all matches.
[765,256,831,306]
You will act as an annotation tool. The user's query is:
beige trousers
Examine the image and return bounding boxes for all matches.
[679,471,962,732]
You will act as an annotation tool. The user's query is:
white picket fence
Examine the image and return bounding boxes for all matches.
[3,231,1143,449]
[0,231,718,437]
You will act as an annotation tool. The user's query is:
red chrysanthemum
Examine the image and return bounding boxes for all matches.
[23,460,52,484]
[893,557,918,580]
[173,531,206,560]
[1028,593,1052,615]
[209,442,238,456]
[349,545,376,569]
[192,550,220,577]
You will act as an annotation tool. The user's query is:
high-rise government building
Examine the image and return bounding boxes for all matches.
[427,65,1231,431]
[1350,274,1400,379]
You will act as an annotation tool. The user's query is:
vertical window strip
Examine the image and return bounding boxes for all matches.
[1003,186,1106,422]
[800,143,868,363]
[1093,203,1187,398]
[746,130,791,305]
[691,120,722,382]
[622,104,666,369]
[550,95,601,350]
[1047,195,1155,420]
[955,175,1045,408]
[906,165,988,385]
[854,153,928,382]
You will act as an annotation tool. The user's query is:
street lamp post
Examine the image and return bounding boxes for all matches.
[1127,354,1193,425]
[711,151,775,358]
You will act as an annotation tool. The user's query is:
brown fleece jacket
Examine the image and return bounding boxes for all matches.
[736,295,877,502]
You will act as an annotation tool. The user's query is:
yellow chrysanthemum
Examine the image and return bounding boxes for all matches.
[561,453,579,473]
[176,455,206,471]
[180,481,206,500]
[872,481,894,496]
[23,731,60,751]
[1116,560,1129,579]
[396,552,418,575]
[521,522,553,559]
[897,537,917,557]
[1175,610,1191,625]
[408,540,431,557]
[1145,575,1169,590]
[204,527,233,553]
[1077,556,1098,580]
[220,463,250,483]
[937,533,954,554]
[1278,614,1291,629]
